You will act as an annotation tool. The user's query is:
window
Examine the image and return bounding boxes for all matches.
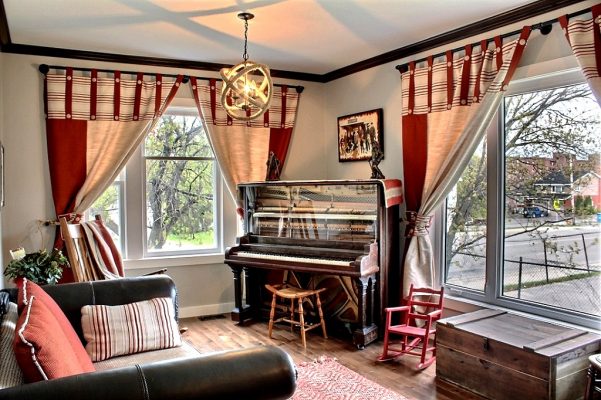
[144,114,218,255]
[442,74,601,329]
[88,108,221,259]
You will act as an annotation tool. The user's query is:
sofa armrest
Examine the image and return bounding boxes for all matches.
[41,275,178,342]
[0,346,296,400]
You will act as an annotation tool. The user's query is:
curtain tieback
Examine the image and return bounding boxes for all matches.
[405,211,433,237]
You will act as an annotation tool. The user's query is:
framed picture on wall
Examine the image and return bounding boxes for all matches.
[337,108,383,162]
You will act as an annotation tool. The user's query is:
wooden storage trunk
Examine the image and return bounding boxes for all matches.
[437,309,600,400]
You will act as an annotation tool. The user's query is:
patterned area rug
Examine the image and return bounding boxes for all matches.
[291,356,408,400]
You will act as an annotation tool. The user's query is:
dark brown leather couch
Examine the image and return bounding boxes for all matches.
[0,275,297,400]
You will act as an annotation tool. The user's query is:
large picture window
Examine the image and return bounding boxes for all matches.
[443,75,600,329]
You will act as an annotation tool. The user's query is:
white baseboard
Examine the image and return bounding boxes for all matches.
[179,302,235,319]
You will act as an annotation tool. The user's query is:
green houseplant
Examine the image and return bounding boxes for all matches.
[4,248,69,285]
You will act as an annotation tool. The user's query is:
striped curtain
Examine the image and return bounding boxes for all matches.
[44,68,182,281]
[189,78,301,202]
[400,27,531,295]
[559,4,601,104]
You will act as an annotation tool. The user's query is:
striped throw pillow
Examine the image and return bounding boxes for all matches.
[0,302,24,388]
[81,298,181,362]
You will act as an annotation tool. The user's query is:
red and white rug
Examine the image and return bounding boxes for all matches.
[291,356,408,400]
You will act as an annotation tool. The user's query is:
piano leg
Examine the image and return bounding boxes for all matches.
[353,275,379,349]
[229,265,252,323]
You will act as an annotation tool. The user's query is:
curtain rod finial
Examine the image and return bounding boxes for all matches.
[38,64,49,74]
[540,23,553,35]
[532,22,553,35]
[296,86,304,94]
[396,64,408,74]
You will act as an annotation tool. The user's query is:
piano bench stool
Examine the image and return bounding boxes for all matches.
[265,284,328,348]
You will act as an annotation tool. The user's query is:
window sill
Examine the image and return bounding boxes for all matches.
[443,294,601,334]
[124,253,225,270]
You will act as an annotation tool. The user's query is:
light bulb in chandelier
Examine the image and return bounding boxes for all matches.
[220,12,273,121]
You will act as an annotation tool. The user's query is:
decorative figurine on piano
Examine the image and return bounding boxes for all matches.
[265,151,281,181]
[369,141,385,179]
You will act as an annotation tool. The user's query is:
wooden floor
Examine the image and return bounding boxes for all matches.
[181,315,485,400]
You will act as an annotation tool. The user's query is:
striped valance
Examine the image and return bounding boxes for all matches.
[190,77,300,129]
[44,68,183,121]
[559,5,601,81]
[559,4,601,105]
[401,27,530,116]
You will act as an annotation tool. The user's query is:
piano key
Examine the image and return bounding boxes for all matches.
[234,251,352,267]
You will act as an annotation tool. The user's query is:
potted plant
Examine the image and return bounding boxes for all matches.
[4,248,69,285]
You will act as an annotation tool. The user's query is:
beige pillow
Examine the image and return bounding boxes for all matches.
[81,298,181,362]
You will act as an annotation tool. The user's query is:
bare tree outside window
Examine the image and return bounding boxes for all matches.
[145,115,217,253]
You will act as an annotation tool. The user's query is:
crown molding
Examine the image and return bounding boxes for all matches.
[0,0,11,47]
[321,0,586,82]
[0,42,324,82]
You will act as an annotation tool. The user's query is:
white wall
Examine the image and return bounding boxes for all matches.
[323,63,403,180]
[0,53,325,315]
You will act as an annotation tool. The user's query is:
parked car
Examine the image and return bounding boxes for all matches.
[523,206,548,218]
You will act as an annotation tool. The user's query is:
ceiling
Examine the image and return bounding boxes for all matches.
[1,0,567,78]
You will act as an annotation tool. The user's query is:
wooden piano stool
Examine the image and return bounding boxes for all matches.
[265,284,328,348]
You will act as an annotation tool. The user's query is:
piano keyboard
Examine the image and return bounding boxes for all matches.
[234,251,352,267]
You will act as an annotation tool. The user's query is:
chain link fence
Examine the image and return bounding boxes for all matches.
[447,230,601,316]
[503,257,601,316]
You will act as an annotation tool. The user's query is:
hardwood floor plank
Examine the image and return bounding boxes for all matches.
[181,315,485,400]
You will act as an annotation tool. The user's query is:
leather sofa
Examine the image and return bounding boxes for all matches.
[0,275,297,400]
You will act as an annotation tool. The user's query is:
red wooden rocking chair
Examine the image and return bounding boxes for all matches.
[377,284,444,369]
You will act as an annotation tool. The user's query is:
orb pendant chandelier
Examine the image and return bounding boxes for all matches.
[220,12,273,121]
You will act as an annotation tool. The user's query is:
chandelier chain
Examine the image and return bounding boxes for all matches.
[243,18,249,61]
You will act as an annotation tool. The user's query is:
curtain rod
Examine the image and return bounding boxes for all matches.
[38,64,305,93]
[395,7,591,73]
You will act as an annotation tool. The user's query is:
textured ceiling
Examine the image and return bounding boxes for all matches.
[4,0,540,74]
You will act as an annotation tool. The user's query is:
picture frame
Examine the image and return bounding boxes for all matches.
[337,108,383,162]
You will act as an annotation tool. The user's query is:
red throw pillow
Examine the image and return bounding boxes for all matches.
[13,295,94,382]
[16,279,94,374]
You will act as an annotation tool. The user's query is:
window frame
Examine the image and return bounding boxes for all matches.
[439,67,599,330]
[122,103,224,263]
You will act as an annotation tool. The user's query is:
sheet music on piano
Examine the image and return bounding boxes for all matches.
[224,180,401,348]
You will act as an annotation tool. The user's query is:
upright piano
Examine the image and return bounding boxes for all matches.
[224,180,401,348]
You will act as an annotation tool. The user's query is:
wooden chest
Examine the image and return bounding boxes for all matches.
[437,309,600,400]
